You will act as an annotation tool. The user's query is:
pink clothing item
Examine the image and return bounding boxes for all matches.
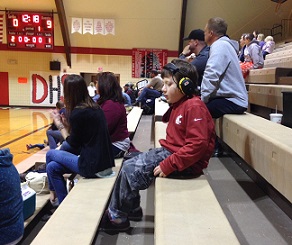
[159,96,216,176]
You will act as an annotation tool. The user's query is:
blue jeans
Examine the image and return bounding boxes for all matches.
[206,97,247,119]
[137,88,161,105]
[60,141,81,155]
[46,129,64,149]
[108,147,171,221]
[46,149,80,203]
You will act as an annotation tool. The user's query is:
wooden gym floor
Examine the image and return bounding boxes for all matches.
[0,107,52,165]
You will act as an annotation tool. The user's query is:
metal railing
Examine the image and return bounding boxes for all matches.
[261,18,292,42]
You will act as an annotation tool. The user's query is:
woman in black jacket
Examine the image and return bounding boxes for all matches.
[46,74,114,205]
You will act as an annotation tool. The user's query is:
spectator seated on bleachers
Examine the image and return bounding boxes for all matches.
[123,83,136,104]
[240,33,264,79]
[262,36,275,59]
[133,70,163,114]
[257,33,265,49]
[238,33,247,62]
[96,72,131,158]
[26,101,66,151]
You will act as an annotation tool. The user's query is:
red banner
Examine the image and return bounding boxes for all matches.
[132,48,168,78]
[0,13,3,44]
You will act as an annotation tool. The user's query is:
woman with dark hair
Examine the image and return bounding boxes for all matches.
[96,72,130,158]
[240,33,264,79]
[46,74,114,205]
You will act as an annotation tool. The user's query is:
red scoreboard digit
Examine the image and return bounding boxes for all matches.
[6,11,54,49]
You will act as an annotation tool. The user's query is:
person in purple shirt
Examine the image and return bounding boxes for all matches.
[96,72,131,158]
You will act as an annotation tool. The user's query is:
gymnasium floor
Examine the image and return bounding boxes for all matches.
[0,107,51,165]
[3,109,291,244]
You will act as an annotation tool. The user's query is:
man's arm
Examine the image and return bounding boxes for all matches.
[200,44,231,103]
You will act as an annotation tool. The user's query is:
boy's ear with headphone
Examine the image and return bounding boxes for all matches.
[163,63,196,96]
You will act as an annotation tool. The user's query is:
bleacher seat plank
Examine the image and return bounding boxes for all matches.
[278,76,292,85]
[266,48,292,60]
[154,121,239,244]
[155,177,240,245]
[154,98,169,122]
[264,56,292,68]
[274,42,292,51]
[216,113,292,203]
[31,158,123,245]
[154,121,167,147]
[248,84,292,111]
[248,67,292,84]
[127,106,143,139]
[16,146,49,174]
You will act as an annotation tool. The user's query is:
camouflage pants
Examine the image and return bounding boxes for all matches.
[108,147,171,220]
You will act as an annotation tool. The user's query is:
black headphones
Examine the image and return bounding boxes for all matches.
[163,63,196,96]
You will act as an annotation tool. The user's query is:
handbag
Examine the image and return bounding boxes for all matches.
[25,172,50,194]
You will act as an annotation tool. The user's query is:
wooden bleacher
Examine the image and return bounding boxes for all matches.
[248,42,292,85]
[15,147,51,229]
[154,121,239,244]
[219,41,292,219]
[215,113,292,204]
[247,42,292,119]
[16,146,49,174]
[248,84,292,111]
[248,67,292,84]
[127,106,143,139]
[31,158,123,245]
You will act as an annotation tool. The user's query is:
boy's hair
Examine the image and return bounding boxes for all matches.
[161,59,199,96]
[150,70,159,76]
[207,17,227,37]
[56,100,64,109]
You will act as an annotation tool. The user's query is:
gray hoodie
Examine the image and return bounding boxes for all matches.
[245,40,264,69]
[201,36,248,108]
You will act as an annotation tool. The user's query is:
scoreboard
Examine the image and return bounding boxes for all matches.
[6,11,54,49]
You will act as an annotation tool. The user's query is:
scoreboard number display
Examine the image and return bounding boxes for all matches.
[6,11,54,49]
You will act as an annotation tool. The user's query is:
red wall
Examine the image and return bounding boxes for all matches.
[0,72,9,106]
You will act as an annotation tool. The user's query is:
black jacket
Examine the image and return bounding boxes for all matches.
[66,107,115,177]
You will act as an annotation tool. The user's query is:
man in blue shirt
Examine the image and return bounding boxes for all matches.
[179,29,210,87]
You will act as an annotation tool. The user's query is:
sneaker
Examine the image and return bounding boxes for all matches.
[128,207,143,221]
[99,210,130,232]
[50,198,59,208]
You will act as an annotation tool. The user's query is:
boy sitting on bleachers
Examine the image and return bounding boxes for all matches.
[100,59,216,232]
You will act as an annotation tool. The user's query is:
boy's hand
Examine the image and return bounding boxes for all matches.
[153,165,166,178]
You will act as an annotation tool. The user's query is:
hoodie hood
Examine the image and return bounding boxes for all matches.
[219,36,240,54]
[248,39,259,47]
[0,148,13,167]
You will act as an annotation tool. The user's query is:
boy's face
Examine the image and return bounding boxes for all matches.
[162,75,184,104]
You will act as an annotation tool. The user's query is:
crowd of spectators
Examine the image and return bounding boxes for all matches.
[238,31,275,78]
